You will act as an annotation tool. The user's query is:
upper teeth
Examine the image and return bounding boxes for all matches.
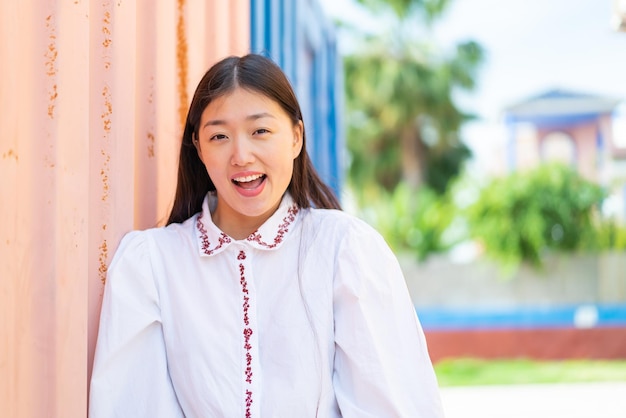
[234,174,263,183]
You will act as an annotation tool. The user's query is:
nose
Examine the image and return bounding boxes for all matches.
[230,135,255,166]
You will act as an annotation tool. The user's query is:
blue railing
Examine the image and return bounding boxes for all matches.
[416,303,626,331]
[250,0,344,196]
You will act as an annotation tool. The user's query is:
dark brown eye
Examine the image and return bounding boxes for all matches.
[210,134,228,141]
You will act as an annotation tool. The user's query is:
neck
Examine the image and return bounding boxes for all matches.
[213,213,264,240]
[211,201,280,240]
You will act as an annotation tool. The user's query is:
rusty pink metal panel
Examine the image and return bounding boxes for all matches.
[0,1,250,416]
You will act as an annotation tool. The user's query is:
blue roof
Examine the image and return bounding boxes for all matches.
[504,89,621,125]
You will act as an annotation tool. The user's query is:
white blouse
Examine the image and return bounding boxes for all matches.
[89,193,444,417]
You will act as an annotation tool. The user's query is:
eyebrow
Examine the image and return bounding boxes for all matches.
[202,112,276,129]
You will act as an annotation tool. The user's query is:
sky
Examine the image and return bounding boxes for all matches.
[319,0,626,172]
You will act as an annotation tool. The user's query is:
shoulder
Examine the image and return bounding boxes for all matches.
[111,216,197,264]
[106,217,199,292]
[301,208,390,253]
[110,229,148,266]
[303,208,375,231]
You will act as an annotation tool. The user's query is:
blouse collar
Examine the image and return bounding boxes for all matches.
[195,192,300,256]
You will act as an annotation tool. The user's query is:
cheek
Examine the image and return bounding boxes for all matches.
[198,152,221,178]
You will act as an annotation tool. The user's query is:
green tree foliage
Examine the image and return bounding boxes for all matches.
[595,217,626,251]
[358,183,460,260]
[466,164,607,269]
[356,0,453,21]
[344,0,483,201]
[361,163,624,265]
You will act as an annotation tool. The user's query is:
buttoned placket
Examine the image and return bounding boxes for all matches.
[234,244,260,418]
[194,192,300,417]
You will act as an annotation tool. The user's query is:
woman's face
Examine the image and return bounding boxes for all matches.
[195,87,303,239]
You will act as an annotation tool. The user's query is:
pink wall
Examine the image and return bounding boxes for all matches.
[0,1,249,416]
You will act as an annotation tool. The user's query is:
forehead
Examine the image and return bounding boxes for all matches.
[201,87,286,122]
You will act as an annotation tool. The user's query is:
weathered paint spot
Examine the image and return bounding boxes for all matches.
[44,15,58,77]
[177,0,188,129]
[147,132,155,158]
[47,84,58,118]
[100,87,112,197]
[100,149,111,202]
[2,149,18,162]
[45,43,58,76]
[147,77,156,157]
[100,150,110,202]
[45,15,58,119]
[102,9,112,69]
[103,10,111,32]
[148,76,154,104]
[101,85,112,133]
[98,238,108,284]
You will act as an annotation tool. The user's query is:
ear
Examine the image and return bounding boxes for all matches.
[292,120,304,159]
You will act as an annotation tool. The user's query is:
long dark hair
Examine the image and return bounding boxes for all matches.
[167,54,341,225]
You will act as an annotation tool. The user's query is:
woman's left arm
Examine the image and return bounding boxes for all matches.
[332,221,445,418]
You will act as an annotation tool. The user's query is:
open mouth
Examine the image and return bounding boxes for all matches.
[232,173,266,190]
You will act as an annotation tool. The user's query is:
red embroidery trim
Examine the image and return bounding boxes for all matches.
[245,390,253,418]
[239,250,254,417]
[247,205,299,249]
[196,213,231,255]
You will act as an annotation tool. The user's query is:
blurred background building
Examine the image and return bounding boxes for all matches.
[505,89,626,222]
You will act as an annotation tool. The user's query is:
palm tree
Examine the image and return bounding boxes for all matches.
[343,0,483,200]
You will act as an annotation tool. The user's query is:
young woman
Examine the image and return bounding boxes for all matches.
[89,54,444,417]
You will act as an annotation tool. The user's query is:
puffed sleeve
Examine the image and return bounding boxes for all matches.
[332,221,445,417]
[89,231,184,418]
